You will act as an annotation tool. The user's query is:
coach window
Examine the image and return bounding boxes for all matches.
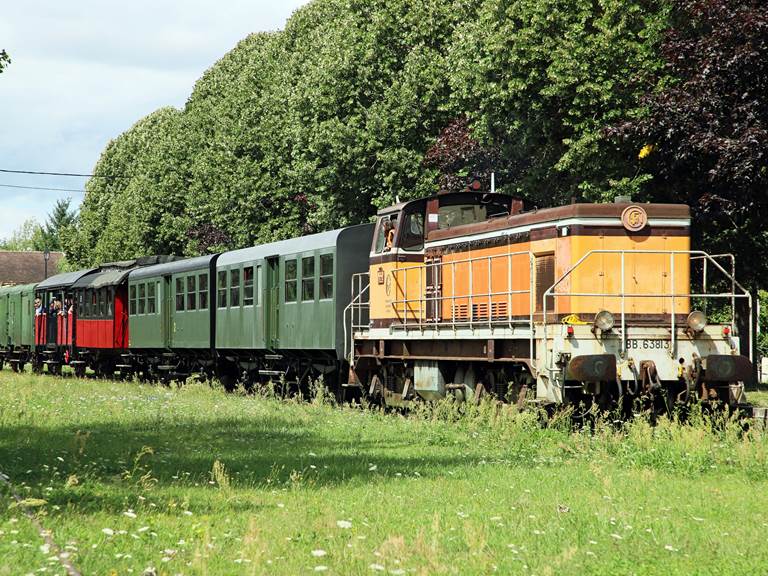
[91,289,98,317]
[129,285,136,315]
[256,265,262,306]
[187,275,197,311]
[285,259,297,303]
[243,266,254,306]
[147,282,156,314]
[320,254,333,299]
[230,269,240,307]
[302,256,315,301]
[217,271,227,308]
[199,273,209,310]
[107,288,114,317]
[175,277,185,312]
[139,283,146,315]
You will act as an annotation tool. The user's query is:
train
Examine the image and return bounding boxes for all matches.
[0,190,756,416]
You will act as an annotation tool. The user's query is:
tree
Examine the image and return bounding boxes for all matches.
[0,49,10,74]
[423,117,500,194]
[39,198,76,251]
[448,0,670,205]
[0,219,45,252]
[68,0,674,266]
[609,0,768,366]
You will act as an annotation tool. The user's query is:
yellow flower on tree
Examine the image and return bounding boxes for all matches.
[638,144,654,159]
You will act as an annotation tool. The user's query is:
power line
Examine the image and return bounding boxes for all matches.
[0,168,126,178]
[0,183,86,193]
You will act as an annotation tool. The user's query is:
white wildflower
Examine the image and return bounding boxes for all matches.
[336,520,352,529]
[311,549,327,557]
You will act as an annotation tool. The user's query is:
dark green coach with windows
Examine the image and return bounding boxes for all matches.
[122,224,373,388]
[127,255,218,378]
[214,224,373,387]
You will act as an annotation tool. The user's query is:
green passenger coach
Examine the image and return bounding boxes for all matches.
[0,283,37,371]
[215,224,374,389]
[127,255,219,380]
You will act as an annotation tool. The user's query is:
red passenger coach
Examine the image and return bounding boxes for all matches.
[34,269,97,374]
[71,265,132,376]
[70,257,176,377]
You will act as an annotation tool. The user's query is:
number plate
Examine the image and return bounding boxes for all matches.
[626,339,670,350]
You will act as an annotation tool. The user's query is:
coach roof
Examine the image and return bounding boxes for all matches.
[216,227,357,268]
[36,268,98,290]
[129,254,217,281]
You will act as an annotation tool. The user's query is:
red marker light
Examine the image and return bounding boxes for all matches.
[723,326,731,336]
[567,326,575,337]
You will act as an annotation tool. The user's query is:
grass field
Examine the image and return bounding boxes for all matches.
[1,373,768,575]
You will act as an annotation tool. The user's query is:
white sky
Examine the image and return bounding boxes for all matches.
[0,0,308,240]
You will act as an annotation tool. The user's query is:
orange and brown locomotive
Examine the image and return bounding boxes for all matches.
[347,190,753,414]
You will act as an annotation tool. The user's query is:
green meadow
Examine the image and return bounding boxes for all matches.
[1,371,768,575]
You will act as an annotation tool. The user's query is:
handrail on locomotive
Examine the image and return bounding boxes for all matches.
[346,248,752,379]
[541,249,752,377]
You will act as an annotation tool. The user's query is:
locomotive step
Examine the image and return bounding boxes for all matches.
[264,354,283,360]
[43,360,60,365]
[68,360,86,365]
[115,364,134,369]
[157,365,176,371]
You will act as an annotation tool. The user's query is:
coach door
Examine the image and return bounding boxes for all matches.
[21,292,33,346]
[265,256,280,350]
[163,276,173,349]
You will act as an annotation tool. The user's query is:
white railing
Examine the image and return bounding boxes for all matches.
[542,250,753,375]
[343,272,370,362]
[389,251,536,361]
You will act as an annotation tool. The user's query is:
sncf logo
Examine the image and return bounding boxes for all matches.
[621,205,648,232]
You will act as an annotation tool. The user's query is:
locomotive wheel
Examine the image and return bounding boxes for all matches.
[368,374,385,407]
[74,363,86,379]
[10,362,18,373]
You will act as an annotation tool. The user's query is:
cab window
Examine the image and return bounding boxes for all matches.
[374,215,398,254]
[400,211,424,251]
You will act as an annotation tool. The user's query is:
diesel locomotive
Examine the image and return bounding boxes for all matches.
[0,190,755,415]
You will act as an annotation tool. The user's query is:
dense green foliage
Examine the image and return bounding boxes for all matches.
[0,49,9,74]
[68,0,672,263]
[612,0,768,292]
[3,372,768,574]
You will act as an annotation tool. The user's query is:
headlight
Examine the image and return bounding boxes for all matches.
[686,310,707,333]
[594,310,615,332]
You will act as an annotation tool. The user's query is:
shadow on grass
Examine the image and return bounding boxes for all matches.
[0,411,488,514]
